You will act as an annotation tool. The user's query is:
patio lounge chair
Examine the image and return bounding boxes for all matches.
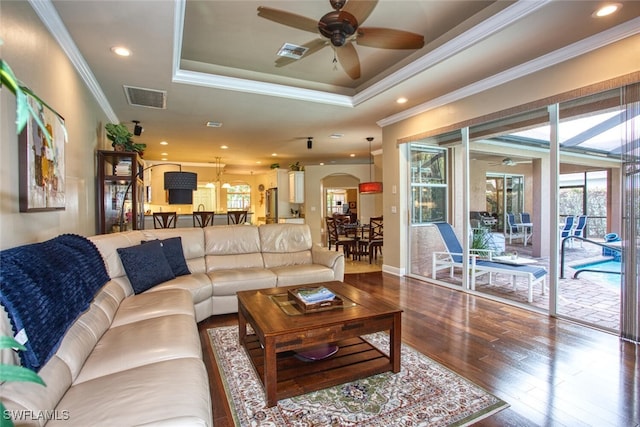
[431,222,547,302]
[572,215,588,247]
[506,213,524,244]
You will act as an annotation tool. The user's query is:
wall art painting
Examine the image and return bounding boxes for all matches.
[18,97,66,212]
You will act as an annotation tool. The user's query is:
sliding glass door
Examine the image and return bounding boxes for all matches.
[406,81,640,341]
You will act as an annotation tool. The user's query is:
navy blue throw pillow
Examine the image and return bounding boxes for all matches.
[158,237,190,276]
[117,240,175,294]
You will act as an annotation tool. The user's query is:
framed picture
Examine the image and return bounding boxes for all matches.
[18,97,66,212]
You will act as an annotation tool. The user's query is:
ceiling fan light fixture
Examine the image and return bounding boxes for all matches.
[318,10,358,47]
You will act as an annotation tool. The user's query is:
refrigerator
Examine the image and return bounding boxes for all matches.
[265,187,278,223]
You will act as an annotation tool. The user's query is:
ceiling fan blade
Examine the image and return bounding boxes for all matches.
[257,6,319,34]
[275,39,328,67]
[343,0,378,25]
[336,43,361,80]
[356,27,424,49]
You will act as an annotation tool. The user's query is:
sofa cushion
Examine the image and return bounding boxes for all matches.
[117,240,175,294]
[110,289,195,328]
[142,237,191,277]
[73,313,201,384]
[270,264,337,287]
[205,225,265,272]
[146,273,213,305]
[162,237,191,276]
[50,358,211,427]
[209,268,277,295]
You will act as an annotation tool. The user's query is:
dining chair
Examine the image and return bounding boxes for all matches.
[325,216,356,256]
[332,213,351,236]
[364,216,383,264]
[153,212,177,229]
[193,211,215,228]
[227,210,248,224]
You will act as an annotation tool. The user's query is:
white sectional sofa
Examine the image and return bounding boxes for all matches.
[0,223,344,426]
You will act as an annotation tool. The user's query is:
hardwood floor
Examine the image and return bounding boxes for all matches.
[198,272,639,427]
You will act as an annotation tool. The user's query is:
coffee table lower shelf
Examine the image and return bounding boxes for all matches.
[242,334,393,403]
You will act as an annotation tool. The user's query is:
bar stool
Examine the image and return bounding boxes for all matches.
[153,212,177,229]
[227,210,248,224]
[193,211,215,227]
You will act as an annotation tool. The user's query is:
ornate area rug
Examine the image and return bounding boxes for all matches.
[208,326,509,426]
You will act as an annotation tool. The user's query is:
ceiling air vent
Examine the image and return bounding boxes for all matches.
[277,43,308,60]
[123,85,167,109]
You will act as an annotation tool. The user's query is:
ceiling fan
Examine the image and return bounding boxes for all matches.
[257,0,425,80]
[489,157,532,166]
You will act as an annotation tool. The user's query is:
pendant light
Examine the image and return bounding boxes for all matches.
[215,157,231,189]
[359,137,383,194]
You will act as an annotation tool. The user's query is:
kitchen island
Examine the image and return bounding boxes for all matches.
[143,212,253,228]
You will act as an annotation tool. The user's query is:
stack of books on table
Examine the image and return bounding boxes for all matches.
[288,286,343,313]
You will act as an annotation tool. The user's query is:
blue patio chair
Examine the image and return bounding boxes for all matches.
[432,222,547,302]
[519,212,533,239]
[506,213,524,244]
[572,215,588,247]
[559,215,576,247]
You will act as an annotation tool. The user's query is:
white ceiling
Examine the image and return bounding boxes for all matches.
[41,0,640,174]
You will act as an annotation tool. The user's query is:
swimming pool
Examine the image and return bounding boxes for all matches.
[573,260,622,286]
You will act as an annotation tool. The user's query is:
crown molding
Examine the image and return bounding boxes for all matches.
[352,0,550,107]
[377,17,640,128]
[29,0,119,123]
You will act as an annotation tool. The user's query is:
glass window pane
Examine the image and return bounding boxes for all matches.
[409,144,447,224]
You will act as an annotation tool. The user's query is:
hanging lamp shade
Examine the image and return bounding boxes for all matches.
[164,171,197,204]
[360,136,382,194]
[359,181,383,194]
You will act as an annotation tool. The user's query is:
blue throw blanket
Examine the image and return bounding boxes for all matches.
[0,234,109,371]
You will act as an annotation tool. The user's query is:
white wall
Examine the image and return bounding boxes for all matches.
[1,2,109,249]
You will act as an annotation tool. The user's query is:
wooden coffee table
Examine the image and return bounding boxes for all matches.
[237,281,402,407]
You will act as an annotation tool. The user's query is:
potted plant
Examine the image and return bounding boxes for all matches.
[1,336,45,426]
[105,123,146,154]
[289,161,302,171]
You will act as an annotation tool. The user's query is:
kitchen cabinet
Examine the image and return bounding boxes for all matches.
[288,171,304,203]
[96,150,144,234]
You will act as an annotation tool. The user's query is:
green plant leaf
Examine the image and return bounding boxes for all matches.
[1,59,64,145]
[0,364,45,385]
[0,336,25,351]
[1,402,14,427]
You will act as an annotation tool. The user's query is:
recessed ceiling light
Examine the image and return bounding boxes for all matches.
[350,153,355,157]
[330,133,343,139]
[111,46,131,57]
[160,141,168,145]
[593,3,622,17]
[206,121,222,128]
[220,145,228,149]
[271,153,278,157]
[396,97,408,104]
[256,161,262,164]
[161,152,168,156]
[319,162,325,166]
[161,157,168,161]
